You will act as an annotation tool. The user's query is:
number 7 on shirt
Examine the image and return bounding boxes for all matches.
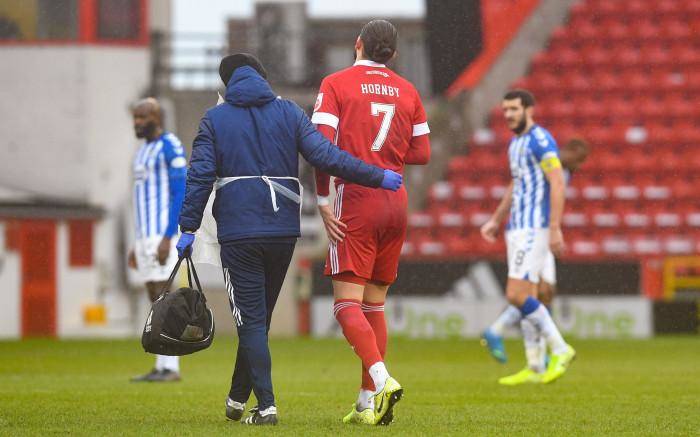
[370,102,395,152]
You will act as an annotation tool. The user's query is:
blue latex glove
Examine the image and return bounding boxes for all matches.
[380,169,403,191]
[176,232,195,257]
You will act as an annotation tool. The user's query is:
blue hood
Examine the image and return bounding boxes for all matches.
[225,66,276,107]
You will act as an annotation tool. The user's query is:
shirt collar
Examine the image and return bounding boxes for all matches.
[353,60,386,68]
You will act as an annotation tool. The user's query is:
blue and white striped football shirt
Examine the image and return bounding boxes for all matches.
[132,132,187,239]
[506,125,560,230]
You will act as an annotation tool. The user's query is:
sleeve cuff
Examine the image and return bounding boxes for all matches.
[412,122,430,137]
[311,112,340,129]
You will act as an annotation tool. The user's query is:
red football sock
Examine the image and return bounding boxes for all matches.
[334,299,383,372]
[361,301,387,391]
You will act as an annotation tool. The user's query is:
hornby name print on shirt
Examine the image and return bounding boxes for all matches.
[360,83,400,97]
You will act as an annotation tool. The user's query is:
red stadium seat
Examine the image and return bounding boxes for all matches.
[623,211,652,229]
[582,185,610,201]
[469,211,491,228]
[676,46,700,68]
[592,211,620,228]
[631,234,663,256]
[612,46,642,69]
[445,237,473,257]
[602,19,631,41]
[407,213,434,241]
[458,184,487,202]
[563,211,588,228]
[612,184,641,201]
[418,241,446,257]
[655,212,682,228]
[687,213,700,228]
[570,238,601,258]
[669,180,695,201]
[664,236,694,255]
[657,0,684,16]
[661,18,692,40]
[643,184,672,201]
[632,20,660,42]
[429,182,454,204]
[602,236,631,256]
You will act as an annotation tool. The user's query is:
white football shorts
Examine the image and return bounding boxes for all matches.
[505,228,550,284]
[540,249,557,285]
[134,236,179,283]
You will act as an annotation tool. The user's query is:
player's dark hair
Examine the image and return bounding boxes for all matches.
[219,53,268,86]
[503,89,536,108]
[359,20,398,64]
[565,137,591,156]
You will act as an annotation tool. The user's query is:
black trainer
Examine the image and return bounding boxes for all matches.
[225,398,245,421]
[151,369,181,382]
[242,406,278,426]
[130,368,160,382]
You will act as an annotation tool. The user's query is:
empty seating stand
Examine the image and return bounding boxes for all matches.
[405,0,700,260]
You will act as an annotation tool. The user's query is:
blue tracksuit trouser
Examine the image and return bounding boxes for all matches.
[221,238,296,409]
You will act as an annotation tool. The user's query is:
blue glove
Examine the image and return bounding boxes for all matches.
[176,232,195,257]
[380,169,403,191]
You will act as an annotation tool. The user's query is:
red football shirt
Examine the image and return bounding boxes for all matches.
[312,60,430,196]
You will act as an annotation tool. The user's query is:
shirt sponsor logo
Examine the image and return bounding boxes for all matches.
[366,70,389,78]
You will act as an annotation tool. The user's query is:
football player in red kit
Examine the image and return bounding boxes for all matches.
[312,19,431,425]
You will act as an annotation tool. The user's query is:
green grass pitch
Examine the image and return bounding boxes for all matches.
[1,336,698,435]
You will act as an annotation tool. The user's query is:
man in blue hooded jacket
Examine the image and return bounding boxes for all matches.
[176,53,402,425]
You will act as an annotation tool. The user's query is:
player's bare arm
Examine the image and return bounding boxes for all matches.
[312,120,348,243]
[157,237,171,265]
[127,248,137,269]
[403,134,431,165]
[544,165,565,256]
[481,182,513,243]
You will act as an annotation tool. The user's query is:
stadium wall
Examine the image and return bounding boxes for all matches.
[0,46,151,338]
[0,46,149,206]
[0,223,20,338]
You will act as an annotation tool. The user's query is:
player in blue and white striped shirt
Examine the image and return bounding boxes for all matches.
[482,138,590,377]
[480,90,575,385]
[128,98,187,382]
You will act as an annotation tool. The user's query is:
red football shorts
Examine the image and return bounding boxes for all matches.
[325,183,408,285]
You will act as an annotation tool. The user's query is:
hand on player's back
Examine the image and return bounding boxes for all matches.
[318,204,347,243]
[480,219,499,243]
[380,169,402,191]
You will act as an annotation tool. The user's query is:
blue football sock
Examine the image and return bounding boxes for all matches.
[519,296,541,316]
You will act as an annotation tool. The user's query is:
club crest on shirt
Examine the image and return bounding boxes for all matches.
[314,93,324,112]
[133,164,147,182]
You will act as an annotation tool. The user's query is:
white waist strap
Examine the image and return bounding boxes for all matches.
[215,176,302,213]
